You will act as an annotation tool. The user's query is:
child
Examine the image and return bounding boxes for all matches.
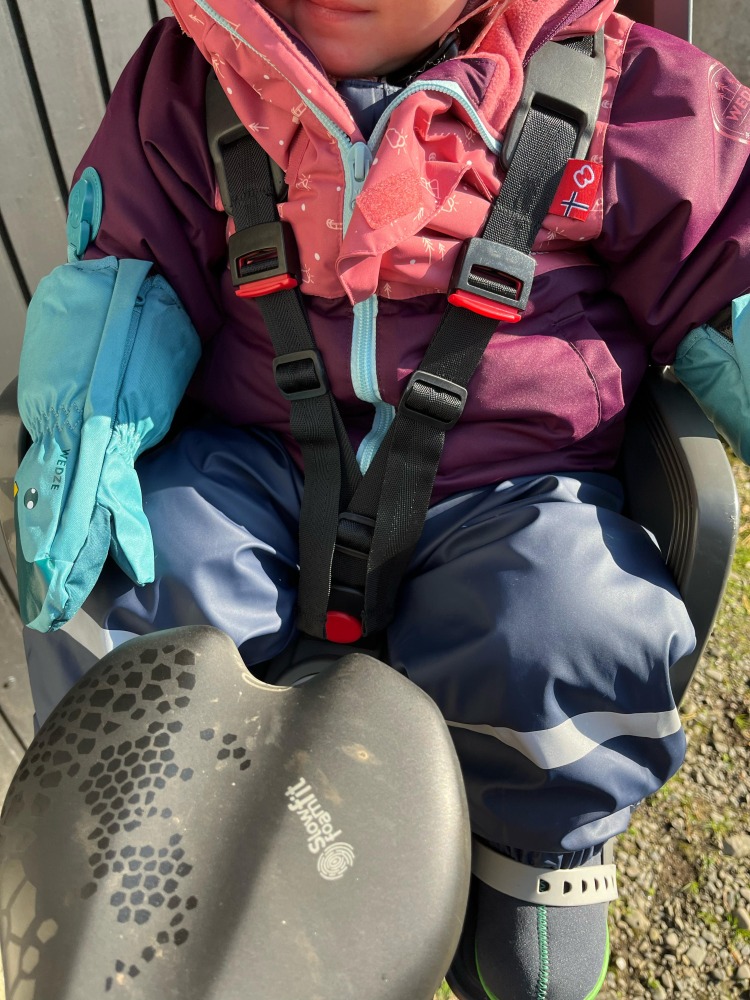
[15,0,750,997]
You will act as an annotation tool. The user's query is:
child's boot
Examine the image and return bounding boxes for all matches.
[448,841,618,1000]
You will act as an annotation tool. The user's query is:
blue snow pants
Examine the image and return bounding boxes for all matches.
[24,423,695,862]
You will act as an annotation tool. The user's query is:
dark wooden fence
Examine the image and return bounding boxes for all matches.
[0,0,173,382]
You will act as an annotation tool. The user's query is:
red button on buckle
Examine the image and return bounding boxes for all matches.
[447,289,522,323]
[236,274,299,298]
[325,611,363,644]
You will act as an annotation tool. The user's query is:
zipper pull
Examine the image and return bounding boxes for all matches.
[343,142,374,229]
[352,141,372,184]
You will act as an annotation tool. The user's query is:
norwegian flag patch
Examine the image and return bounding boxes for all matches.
[549,159,603,221]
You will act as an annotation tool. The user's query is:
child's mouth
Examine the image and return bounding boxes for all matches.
[302,0,370,17]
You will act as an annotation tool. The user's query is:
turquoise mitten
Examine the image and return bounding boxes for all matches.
[674,293,750,464]
[15,256,201,631]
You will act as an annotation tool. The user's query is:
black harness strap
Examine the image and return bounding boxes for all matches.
[336,105,580,633]
[221,137,363,638]
[207,31,605,639]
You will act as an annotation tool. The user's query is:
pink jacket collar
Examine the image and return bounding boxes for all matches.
[165,0,620,303]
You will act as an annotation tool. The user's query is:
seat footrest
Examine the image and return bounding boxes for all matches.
[472,839,618,907]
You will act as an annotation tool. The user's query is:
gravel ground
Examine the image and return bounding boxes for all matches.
[439,454,750,1000]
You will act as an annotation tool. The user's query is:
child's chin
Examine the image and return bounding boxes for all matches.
[316,48,392,79]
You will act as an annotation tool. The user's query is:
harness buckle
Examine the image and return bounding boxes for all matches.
[325,513,375,642]
[229,221,300,298]
[398,371,467,430]
[273,350,328,400]
[325,609,363,643]
[448,238,535,322]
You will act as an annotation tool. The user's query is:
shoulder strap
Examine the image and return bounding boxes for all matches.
[344,32,606,633]
[206,92,364,637]
[206,31,606,639]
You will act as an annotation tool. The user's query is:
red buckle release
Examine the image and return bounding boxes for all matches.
[236,274,299,298]
[447,289,522,323]
[325,611,363,644]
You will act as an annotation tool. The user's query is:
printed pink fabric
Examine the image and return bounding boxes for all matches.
[167,0,618,303]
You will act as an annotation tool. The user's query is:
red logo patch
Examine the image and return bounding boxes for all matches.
[549,159,603,221]
[709,64,750,144]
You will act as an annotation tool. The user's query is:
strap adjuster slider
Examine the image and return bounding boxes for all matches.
[273,350,328,400]
[398,371,467,430]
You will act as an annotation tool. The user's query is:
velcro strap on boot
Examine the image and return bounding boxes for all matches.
[472,839,618,907]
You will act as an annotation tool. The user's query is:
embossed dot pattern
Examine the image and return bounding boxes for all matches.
[0,639,252,996]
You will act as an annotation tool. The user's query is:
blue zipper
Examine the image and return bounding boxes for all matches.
[348,82,504,466]
[368,79,503,157]
[351,297,396,473]
[342,145,395,474]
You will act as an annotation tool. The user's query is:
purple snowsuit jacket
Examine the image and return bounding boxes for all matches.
[76,0,750,501]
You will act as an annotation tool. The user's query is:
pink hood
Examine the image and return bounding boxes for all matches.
[165,0,620,304]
